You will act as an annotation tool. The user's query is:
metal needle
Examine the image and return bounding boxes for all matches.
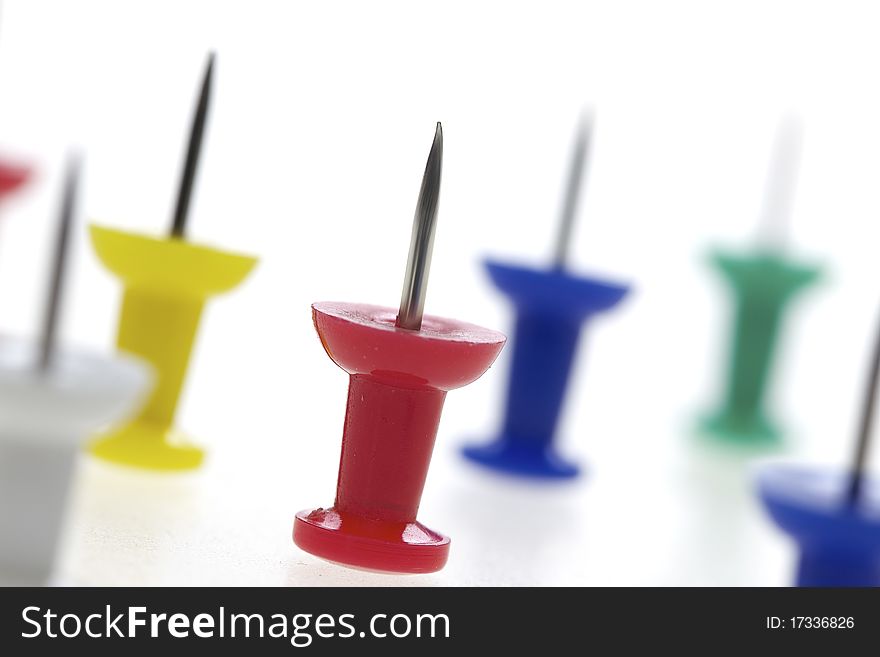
[756,116,802,250]
[38,155,80,371]
[170,52,214,238]
[553,112,593,269]
[396,122,443,331]
[846,307,880,506]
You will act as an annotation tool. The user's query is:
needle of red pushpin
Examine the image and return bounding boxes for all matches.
[396,122,443,331]
[755,116,802,249]
[38,155,80,371]
[553,113,593,269]
[169,52,214,239]
[846,307,880,505]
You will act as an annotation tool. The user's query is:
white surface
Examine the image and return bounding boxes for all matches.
[0,0,878,585]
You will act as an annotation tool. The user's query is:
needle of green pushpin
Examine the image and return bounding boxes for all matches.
[170,52,214,239]
[846,309,880,506]
[38,155,80,371]
[553,113,593,269]
[396,122,443,331]
[755,116,802,250]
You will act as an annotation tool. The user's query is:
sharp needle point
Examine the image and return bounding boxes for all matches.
[170,52,214,239]
[38,155,80,371]
[396,123,443,331]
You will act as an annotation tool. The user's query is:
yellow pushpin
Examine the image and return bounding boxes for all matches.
[89,53,257,471]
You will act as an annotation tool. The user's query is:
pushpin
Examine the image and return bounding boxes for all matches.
[88,53,257,471]
[293,124,506,574]
[461,115,629,479]
[699,118,821,445]
[758,305,880,586]
[0,158,150,584]
[0,160,30,201]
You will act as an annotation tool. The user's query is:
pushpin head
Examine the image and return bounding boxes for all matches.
[294,303,505,573]
[758,464,880,586]
[0,161,31,201]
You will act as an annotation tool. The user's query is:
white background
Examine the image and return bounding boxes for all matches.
[1,0,879,585]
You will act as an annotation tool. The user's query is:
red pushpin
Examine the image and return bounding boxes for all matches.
[293,124,507,574]
[0,160,31,202]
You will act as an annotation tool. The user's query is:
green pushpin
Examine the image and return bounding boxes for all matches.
[700,118,822,445]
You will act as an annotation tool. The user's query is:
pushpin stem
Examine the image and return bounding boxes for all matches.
[553,115,591,269]
[337,375,445,523]
[396,123,443,331]
[38,156,79,371]
[117,291,203,427]
[500,311,581,449]
[170,53,214,239]
[846,308,880,505]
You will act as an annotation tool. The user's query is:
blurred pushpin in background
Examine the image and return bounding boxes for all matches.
[0,5,32,207]
[294,124,506,573]
[0,159,30,203]
[0,157,150,584]
[461,113,629,479]
[758,302,880,586]
[699,117,822,445]
[88,53,257,471]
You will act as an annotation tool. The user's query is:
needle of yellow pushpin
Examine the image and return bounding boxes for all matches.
[756,115,802,250]
[38,155,80,371]
[847,307,880,506]
[553,112,593,269]
[170,52,214,239]
[396,122,443,331]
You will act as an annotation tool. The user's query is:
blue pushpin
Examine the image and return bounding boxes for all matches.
[462,115,630,479]
[758,305,880,586]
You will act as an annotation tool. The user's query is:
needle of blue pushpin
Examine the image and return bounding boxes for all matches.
[756,116,802,249]
[38,155,80,371]
[396,122,443,331]
[846,307,880,505]
[553,113,593,269]
[170,52,214,239]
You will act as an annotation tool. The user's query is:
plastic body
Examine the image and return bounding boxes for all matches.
[700,249,820,444]
[758,463,880,586]
[88,225,257,470]
[0,338,150,584]
[461,260,629,479]
[0,161,31,201]
[294,302,505,573]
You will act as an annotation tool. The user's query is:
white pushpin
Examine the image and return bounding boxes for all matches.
[0,157,152,585]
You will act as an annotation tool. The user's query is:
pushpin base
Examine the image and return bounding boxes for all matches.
[758,464,880,587]
[699,411,781,445]
[462,439,580,479]
[294,507,449,574]
[90,425,204,471]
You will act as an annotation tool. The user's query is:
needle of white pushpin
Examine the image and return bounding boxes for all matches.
[756,116,802,250]
[553,112,593,269]
[38,155,80,371]
[396,122,443,331]
[846,307,880,506]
